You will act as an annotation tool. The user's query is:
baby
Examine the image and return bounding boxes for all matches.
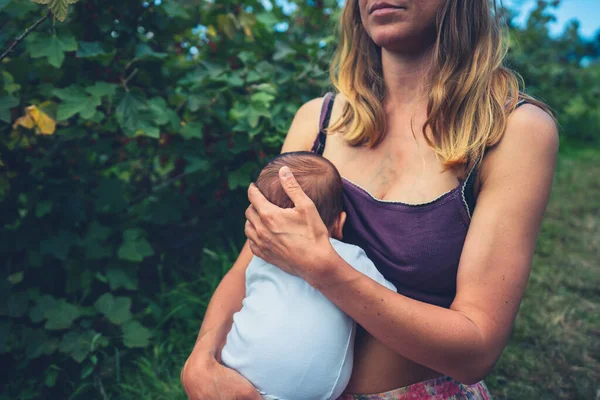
[221,151,396,400]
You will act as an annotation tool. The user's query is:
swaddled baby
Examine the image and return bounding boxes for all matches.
[221,151,396,400]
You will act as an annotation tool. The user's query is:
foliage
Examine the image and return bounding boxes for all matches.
[0,0,597,398]
[505,2,600,143]
[0,0,336,397]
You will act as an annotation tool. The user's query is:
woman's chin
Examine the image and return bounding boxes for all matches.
[371,29,433,54]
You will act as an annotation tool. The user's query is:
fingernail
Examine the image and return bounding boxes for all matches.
[280,166,291,178]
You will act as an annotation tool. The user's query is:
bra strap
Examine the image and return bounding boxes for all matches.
[311,92,335,155]
[515,99,528,108]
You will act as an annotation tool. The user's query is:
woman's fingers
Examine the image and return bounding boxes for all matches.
[245,205,269,239]
[245,206,270,258]
[247,239,265,259]
[248,183,280,219]
[278,166,313,209]
[244,220,259,245]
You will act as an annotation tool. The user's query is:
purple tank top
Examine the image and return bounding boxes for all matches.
[311,93,528,308]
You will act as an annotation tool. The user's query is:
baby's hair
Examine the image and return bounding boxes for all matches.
[254,151,344,229]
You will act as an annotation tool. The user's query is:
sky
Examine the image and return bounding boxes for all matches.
[506,0,600,38]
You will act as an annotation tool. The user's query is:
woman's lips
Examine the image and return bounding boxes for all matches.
[371,7,405,16]
[369,2,406,16]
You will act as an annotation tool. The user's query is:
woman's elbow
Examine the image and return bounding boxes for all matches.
[451,351,499,385]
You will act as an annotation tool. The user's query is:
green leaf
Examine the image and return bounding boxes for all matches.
[136,120,160,138]
[0,95,18,123]
[273,41,296,61]
[2,72,21,93]
[147,97,176,126]
[187,94,209,112]
[8,271,23,285]
[122,321,151,348]
[82,221,112,260]
[226,73,244,88]
[228,162,256,190]
[248,105,270,128]
[45,367,60,388]
[54,86,102,120]
[29,294,55,323]
[76,41,107,58]
[106,268,137,291]
[162,2,189,19]
[31,0,80,22]
[116,92,145,124]
[23,328,58,359]
[251,92,276,106]
[217,13,237,39]
[255,12,279,30]
[0,0,11,12]
[58,330,100,363]
[117,229,154,262]
[35,200,52,217]
[80,362,95,379]
[200,61,227,78]
[27,33,77,68]
[2,0,36,16]
[86,82,117,99]
[136,43,167,60]
[181,121,203,140]
[184,156,210,174]
[94,293,132,325]
[40,230,79,260]
[116,92,158,138]
[44,299,81,330]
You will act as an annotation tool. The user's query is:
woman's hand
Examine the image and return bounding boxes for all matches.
[245,166,335,283]
[181,347,262,400]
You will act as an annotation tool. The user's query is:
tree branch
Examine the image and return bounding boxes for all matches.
[121,68,139,92]
[0,10,51,62]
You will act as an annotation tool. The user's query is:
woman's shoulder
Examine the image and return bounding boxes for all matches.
[281,97,324,152]
[503,103,558,157]
[281,94,347,152]
[480,103,559,184]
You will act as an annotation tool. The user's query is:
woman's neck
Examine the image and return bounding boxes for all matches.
[381,46,434,108]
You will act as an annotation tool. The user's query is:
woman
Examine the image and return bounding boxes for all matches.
[181,0,558,398]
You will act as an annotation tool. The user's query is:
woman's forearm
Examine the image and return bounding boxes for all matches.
[313,252,497,384]
[194,241,253,361]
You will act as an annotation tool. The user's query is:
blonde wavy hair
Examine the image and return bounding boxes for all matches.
[329,0,550,172]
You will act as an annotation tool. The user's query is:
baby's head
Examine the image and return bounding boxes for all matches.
[255,151,346,239]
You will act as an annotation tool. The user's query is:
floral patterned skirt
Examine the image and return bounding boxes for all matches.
[337,376,492,400]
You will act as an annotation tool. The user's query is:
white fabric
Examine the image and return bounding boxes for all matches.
[221,239,396,400]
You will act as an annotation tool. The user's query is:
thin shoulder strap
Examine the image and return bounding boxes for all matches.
[515,98,528,108]
[311,92,335,155]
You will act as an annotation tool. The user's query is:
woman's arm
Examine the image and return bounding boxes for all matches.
[246,105,558,384]
[181,98,324,399]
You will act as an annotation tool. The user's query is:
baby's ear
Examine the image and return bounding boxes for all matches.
[331,211,347,240]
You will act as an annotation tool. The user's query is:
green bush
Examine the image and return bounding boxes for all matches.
[0,0,597,398]
[504,2,600,143]
[0,0,336,397]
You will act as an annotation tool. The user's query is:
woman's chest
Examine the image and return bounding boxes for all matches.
[322,133,462,205]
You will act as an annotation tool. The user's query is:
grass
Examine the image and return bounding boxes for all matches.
[487,147,600,399]
[111,148,599,400]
